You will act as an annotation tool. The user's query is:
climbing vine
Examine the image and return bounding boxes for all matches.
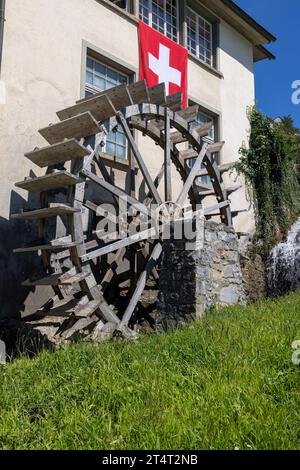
[237,107,300,253]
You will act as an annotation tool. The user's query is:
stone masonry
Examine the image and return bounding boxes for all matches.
[156,220,245,330]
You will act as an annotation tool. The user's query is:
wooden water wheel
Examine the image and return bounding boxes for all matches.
[13,81,239,341]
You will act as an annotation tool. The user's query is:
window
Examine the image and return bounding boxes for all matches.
[108,0,131,12]
[187,7,213,67]
[191,111,215,142]
[139,0,178,42]
[187,110,217,186]
[85,56,129,159]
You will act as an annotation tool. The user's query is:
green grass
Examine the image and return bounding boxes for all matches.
[1,293,300,450]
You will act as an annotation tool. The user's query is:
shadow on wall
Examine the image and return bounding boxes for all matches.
[0,189,46,320]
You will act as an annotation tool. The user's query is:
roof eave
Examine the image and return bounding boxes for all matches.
[221,0,276,44]
[253,45,276,63]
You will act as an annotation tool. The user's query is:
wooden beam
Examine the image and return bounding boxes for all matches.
[81,227,156,263]
[203,200,230,215]
[116,111,162,205]
[176,143,209,206]
[84,200,118,225]
[118,243,162,330]
[164,108,172,201]
[81,168,152,217]
[100,247,126,292]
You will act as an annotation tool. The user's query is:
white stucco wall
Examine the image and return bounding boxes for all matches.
[0,0,257,317]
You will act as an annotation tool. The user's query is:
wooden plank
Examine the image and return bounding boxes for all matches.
[145,163,165,200]
[164,108,172,201]
[14,241,80,254]
[179,148,198,161]
[195,162,236,178]
[62,316,97,339]
[76,84,133,110]
[11,204,80,220]
[140,244,159,282]
[198,189,215,198]
[192,122,213,139]
[22,270,89,287]
[116,111,162,205]
[149,83,166,105]
[165,92,182,111]
[207,141,225,154]
[203,201,230,215]
[57,94,116,122]
[81,227,156,263]
[84,200,118,224]
[176,143,209,206]
[15,171,80,192]
[194,181,213,191]
[25,139,90,168]
[39,112,102,145]
[101,84,133,110]
[177,105,199,123]
[127,80,150,104]
[100,247,126,292]
[118,243,162,330]
[170,131,187,144]
[73,299,100,318]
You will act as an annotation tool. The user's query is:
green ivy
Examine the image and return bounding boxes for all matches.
[237,107,300,254]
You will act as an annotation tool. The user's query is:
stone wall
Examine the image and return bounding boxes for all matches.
[157,221,245,330]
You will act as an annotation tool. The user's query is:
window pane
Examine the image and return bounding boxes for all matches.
[86,71,94,86]
[94,75,105,90]
[140,0,178,42]
[187,8,213,67]
[85,56,129,159]
[108,0,129,11]
[95,61,106,77]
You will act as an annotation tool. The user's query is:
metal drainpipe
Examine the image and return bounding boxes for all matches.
[0,0,6,76]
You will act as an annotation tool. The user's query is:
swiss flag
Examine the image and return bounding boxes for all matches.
[139,21,188,109]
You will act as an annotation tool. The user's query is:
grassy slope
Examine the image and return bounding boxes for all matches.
[1,293,300,450]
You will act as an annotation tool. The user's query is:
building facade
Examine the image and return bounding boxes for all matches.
[0,0,275,318]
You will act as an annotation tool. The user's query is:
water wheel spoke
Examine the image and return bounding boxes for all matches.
[81,227,157,262]
[116,110,162,205]
[118,243,162,330]
[164,108,172,202]
[176,143,209,207]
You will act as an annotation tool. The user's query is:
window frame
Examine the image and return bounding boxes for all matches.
[139,0,180,43]
[107,0,133,14]
[187,6,213,67]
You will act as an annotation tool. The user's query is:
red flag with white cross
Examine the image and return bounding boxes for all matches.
[139,21,188,109]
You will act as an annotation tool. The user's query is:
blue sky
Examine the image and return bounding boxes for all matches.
[236,0,300,128]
